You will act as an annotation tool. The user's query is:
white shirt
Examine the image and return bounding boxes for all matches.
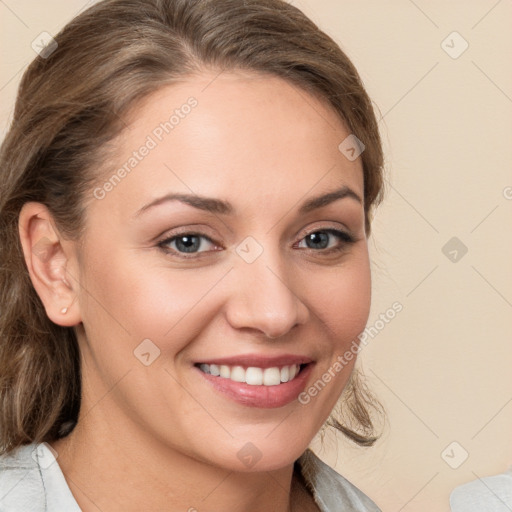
[0,442,381,511]
[450,467,512,512]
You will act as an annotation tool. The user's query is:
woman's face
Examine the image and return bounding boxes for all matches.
[70,71,371,471]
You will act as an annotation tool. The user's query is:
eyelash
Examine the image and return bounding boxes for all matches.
[156,228,356,260]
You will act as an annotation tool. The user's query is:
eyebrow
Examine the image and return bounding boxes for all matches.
[134,185,362,218]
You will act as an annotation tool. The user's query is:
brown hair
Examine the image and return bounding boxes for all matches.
[0,0,384,456]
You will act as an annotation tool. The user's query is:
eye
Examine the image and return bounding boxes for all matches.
[295,228,355,253]
[157,227,355,260]
[157,232,219,257]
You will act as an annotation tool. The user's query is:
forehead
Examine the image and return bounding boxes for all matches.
[92,71,364,219]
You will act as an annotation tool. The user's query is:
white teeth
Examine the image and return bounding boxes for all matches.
[219,365,230,378]
[198,363,302,386]
[245,367,263,385]
[263,367,281,386]
[230,365,245,382]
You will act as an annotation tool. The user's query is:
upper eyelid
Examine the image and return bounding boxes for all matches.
[297,223,352,240]
[158,223,351,241]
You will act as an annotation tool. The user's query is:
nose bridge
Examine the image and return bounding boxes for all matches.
[226,236,307,338]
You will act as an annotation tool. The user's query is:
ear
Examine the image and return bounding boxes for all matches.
[18,202,82,327]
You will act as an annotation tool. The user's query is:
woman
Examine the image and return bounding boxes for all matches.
[0,0,385,510]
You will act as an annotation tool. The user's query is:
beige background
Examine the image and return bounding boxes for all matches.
[1,1,511,510]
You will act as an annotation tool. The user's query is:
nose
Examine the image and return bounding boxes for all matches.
[225,248,309,340]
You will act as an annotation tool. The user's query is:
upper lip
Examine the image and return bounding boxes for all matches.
[194,354,314,369]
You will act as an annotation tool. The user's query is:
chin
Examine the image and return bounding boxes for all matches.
[201,431,315,474]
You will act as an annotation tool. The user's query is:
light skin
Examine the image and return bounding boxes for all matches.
[19,70,371,512]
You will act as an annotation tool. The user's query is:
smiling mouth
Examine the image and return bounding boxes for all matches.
[195,363,308,386]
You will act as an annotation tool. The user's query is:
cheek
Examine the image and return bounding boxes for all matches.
[293,251,370,426]
[78,244,223,361]
[305,249,371,348]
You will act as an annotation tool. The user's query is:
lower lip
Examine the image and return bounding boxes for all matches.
[196,364,314,408]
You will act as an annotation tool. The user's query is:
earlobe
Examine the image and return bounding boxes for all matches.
[18,202,81,327]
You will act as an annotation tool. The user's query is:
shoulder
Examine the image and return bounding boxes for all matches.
[449,468,512,512]
[0,442,80,512]
[0,443,47,511]
[297,449,381,512]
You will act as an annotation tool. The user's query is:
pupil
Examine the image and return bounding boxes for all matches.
[176,235,200,253]
[307,232,328,249]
